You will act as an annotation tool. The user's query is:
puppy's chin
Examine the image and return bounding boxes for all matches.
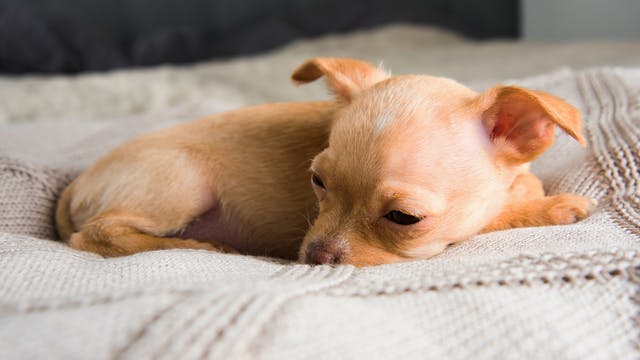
[343,255,409,268]
[399,240,450,260]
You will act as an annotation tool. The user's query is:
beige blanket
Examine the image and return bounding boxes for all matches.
[1,26,640,359]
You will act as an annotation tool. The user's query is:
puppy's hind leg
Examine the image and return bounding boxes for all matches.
[68,209,237,257]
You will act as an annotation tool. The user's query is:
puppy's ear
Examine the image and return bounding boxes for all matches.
[291,57,389,100]
[477,85,585,165]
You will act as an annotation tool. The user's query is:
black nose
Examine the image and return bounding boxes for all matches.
[305,241,343,265]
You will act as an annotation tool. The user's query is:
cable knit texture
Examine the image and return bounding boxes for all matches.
[2,63,640,356]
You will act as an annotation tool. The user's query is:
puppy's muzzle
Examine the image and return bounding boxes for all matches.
[304,239,345,265]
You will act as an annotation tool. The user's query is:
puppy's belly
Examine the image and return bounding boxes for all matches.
[177,204,247,252]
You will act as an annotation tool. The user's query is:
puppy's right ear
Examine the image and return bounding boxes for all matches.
[291,57,389,101]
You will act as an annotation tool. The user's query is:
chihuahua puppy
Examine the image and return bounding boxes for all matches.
[55,58,594,266]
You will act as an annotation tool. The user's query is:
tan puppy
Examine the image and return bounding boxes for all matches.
[55,58,595,266]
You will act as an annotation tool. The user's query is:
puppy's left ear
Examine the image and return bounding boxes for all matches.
[291,57,389,101]
[477,85,585,165]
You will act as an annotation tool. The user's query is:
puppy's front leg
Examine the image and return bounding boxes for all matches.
[481,172,595,232]
[481,194,596,233]
[68,210,237,257]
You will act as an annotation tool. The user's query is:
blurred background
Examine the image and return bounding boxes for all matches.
[0,0,635,75]
[0,0,516,73]
[1,0,639,123]
[0,0,522,73]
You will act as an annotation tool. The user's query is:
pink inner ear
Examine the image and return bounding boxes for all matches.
[487,99,556,163]
[502,111,554,147]
[490,111,516,139]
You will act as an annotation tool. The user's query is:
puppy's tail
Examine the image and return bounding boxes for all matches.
[55,183,76,241]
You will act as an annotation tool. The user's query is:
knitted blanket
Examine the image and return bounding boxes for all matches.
[1,66,640,358]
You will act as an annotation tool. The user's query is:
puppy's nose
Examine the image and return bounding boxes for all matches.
[306,248,338,265]
[305,241,343,265]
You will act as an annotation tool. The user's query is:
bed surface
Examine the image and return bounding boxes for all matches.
[1,25,640,358]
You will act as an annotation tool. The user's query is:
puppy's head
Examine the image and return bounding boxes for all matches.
[293,58,584,267]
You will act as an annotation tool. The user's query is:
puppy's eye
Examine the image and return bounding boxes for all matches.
[311,174,325,189]
[385,210,422,225]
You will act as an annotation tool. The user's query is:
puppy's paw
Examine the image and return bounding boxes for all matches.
[203,240,240,254]
[546,194,596,225]
[180,239,239,254]
[211,242,240,254]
